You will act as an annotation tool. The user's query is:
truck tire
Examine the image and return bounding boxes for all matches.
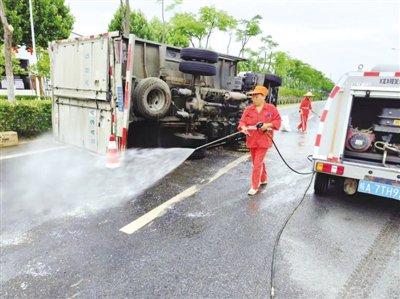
[133,77,172,119]
[314,173,330,195]
[180,48,219,64]
[174,133,208,159]
[264,74,282,87]
[179,61,217,77]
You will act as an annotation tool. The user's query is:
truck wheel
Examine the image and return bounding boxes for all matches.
[174,133,208,159]
[314,173,330,195]
[264,74,282,87]
[179,61,216,77]
[180,48,219,64]
[133,77,172,119]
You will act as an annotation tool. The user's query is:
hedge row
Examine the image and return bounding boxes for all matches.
[0,99,52,137]
[279,87,326,101]
[277,95,324,106]
[0,95,45,101]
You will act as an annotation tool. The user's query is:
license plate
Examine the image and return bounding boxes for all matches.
[394,119,400,126]
[358,180,400,200]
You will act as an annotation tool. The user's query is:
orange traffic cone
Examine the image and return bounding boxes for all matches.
[106,134,120,168]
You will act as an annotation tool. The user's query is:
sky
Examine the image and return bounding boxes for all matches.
[64,0,400,82]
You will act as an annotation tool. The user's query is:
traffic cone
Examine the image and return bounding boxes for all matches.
[105,134,120,168]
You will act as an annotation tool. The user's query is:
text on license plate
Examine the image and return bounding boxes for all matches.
[358,180,400,200]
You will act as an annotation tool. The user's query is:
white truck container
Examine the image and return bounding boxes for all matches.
[313,65,400,201]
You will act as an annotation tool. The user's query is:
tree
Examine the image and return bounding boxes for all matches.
[271,51,334,93]
[236,15,263,57]
[122,0,130,37]
[0,0,74,48]
[0,45,27,76]
[109,4,195,48]
[28,46,49,77]
[226,22,237,54]
[260,35,278,72]
[237,48,264,73]
[168,12,206,47]
[108,7,157,41]
[148,17,165,43]
[156,0,182,43]
[237,35,279,73]
[108,4,236,49]
[272,51,290,78]
[199,6,236,49]
[0,0,14,101]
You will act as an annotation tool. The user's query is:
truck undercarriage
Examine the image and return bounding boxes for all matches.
[50,33,282,157]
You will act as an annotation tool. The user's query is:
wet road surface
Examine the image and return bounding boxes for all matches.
[1,102,399,298]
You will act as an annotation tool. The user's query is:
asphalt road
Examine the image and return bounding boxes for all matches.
[1,102,399,298]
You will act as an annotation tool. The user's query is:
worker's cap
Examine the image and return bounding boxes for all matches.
[304,91,314,97]
[248,85,268,97]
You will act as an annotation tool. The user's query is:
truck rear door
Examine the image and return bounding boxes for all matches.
[50,34,116,154]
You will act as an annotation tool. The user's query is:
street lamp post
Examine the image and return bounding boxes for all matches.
[28,0,40,96]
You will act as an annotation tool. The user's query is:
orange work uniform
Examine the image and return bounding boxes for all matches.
[297,97,312,132]
[238,103,281,189]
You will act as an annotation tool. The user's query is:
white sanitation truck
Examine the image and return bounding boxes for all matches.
[312,65,400,201]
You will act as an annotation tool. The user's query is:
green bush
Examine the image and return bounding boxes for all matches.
[0,95,45,101]
[278,87,327,105]
[0,99,52,137]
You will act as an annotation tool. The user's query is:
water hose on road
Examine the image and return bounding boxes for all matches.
[269,173,315,298]
[264,130,315,298]
[194,124,316,298]
[194,124,314,176]
[311,110,321,118]
[266,132,314,175]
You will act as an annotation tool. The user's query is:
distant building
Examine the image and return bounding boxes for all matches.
[0,46,36,96]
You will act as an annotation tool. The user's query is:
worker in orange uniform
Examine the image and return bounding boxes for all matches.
[297,91,314,133]
[238,86,281,196]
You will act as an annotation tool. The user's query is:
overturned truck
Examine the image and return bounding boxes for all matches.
[50,32,282,157]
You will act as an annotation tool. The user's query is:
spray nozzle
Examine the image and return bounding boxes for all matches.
[256,122,264,129]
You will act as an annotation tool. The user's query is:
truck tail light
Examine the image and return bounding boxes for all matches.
[316,162,344,175]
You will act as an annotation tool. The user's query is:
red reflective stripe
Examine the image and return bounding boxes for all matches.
[112,114,115,123]
[124,81,130,108]
[121,128,127,149]
[320,110,328,122]
[109,66,113,76]
[395,72,400,77]
[315,134,322,147]
[329,86,340,98]
[363,71,380,77]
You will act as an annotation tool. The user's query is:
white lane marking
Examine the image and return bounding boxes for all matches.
[119,153,250,235]
[18,139,50,145]
[0,146,69,160]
